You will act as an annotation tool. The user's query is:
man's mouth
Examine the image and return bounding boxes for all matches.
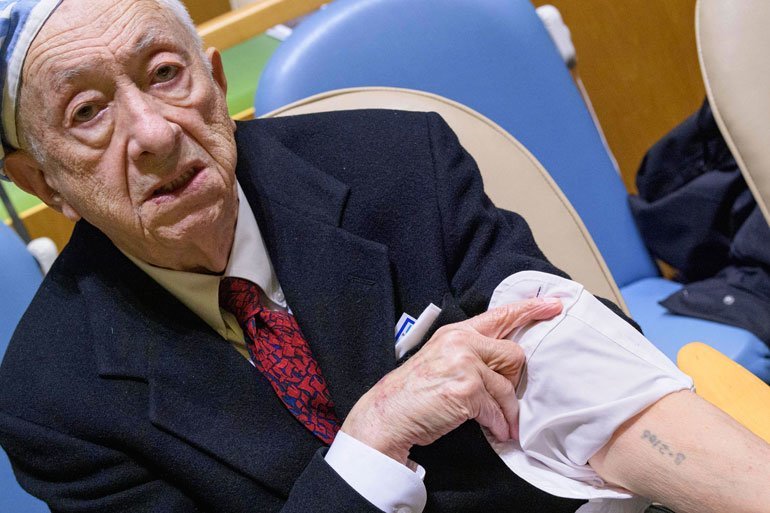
[152,166,203,198]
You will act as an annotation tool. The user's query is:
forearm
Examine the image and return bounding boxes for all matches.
[589,390,770,513]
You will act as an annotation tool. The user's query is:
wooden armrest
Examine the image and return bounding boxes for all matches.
[678,342,770,443]
[197,0,328,50]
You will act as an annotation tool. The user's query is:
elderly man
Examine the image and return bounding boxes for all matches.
[0,1,768,512]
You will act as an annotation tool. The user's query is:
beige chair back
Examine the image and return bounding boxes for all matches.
[262,87,626,310]
[697,0,770,226]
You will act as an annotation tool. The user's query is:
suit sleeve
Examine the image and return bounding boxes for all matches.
[0,412,204,513]
[496,207,637,328]
[426,112,566,315]
[283,450,391,512]
[0,411,384,513]
[426,112,635,327]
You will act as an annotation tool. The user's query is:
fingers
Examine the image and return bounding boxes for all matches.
[475,391,510,442]
[467,298,563,339]
[479,366,521,440]
[474,334,526,383]
[466,298,561,441]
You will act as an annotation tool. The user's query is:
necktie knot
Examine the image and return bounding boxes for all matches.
[219,277,264,323]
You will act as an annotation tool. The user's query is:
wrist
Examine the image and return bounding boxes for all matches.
[341,405,413,465]
[340,423,412,465]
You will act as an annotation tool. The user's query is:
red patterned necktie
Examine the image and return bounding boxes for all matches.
[219,277,340,444]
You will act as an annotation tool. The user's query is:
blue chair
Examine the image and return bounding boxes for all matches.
[0,223,48,512]
[254,0,770,380]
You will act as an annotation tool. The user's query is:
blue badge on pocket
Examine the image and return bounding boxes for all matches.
[395,313,416,343]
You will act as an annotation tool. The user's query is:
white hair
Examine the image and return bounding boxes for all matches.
[156,0,206,54]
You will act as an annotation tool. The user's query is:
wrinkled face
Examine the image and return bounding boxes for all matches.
[19,0,238,272]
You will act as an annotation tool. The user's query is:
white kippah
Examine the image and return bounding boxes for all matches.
[0,0,63,178]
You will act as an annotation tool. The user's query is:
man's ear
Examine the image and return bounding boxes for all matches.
[206,47,228,95]
[3,150,82,222]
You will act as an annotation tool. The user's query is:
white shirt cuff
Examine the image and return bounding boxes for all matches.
[325,430,427,513]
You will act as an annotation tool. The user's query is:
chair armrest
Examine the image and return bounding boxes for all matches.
[197,0,327,50]
[678,342,770,443]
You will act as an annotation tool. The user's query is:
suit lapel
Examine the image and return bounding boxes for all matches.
[235,121,397,418]
[77,224,323,494]
[145,313,322,495]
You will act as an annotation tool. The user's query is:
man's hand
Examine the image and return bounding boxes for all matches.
[341,298,563,464]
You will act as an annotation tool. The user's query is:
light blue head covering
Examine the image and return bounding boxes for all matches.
[0,0,63,179]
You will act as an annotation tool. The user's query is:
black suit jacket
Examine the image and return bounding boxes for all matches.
[0,111,586,512]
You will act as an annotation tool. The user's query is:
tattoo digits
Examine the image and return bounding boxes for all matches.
[642,430,686,465]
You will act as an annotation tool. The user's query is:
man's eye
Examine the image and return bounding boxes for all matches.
[73,104,98,123]
[154,64,179,83]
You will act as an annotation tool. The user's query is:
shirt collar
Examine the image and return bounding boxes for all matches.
[225,185,285,307]
[124,183,286,337]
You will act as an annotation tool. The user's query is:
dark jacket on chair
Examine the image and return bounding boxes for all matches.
[629,100,770,346]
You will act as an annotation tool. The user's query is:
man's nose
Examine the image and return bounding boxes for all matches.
[122,88,181,164]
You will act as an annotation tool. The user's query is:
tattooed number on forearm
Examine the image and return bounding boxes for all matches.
[642,430,686,465]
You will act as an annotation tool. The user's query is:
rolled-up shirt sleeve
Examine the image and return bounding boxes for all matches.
[486,271,694,513]
[325,430,427,513]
